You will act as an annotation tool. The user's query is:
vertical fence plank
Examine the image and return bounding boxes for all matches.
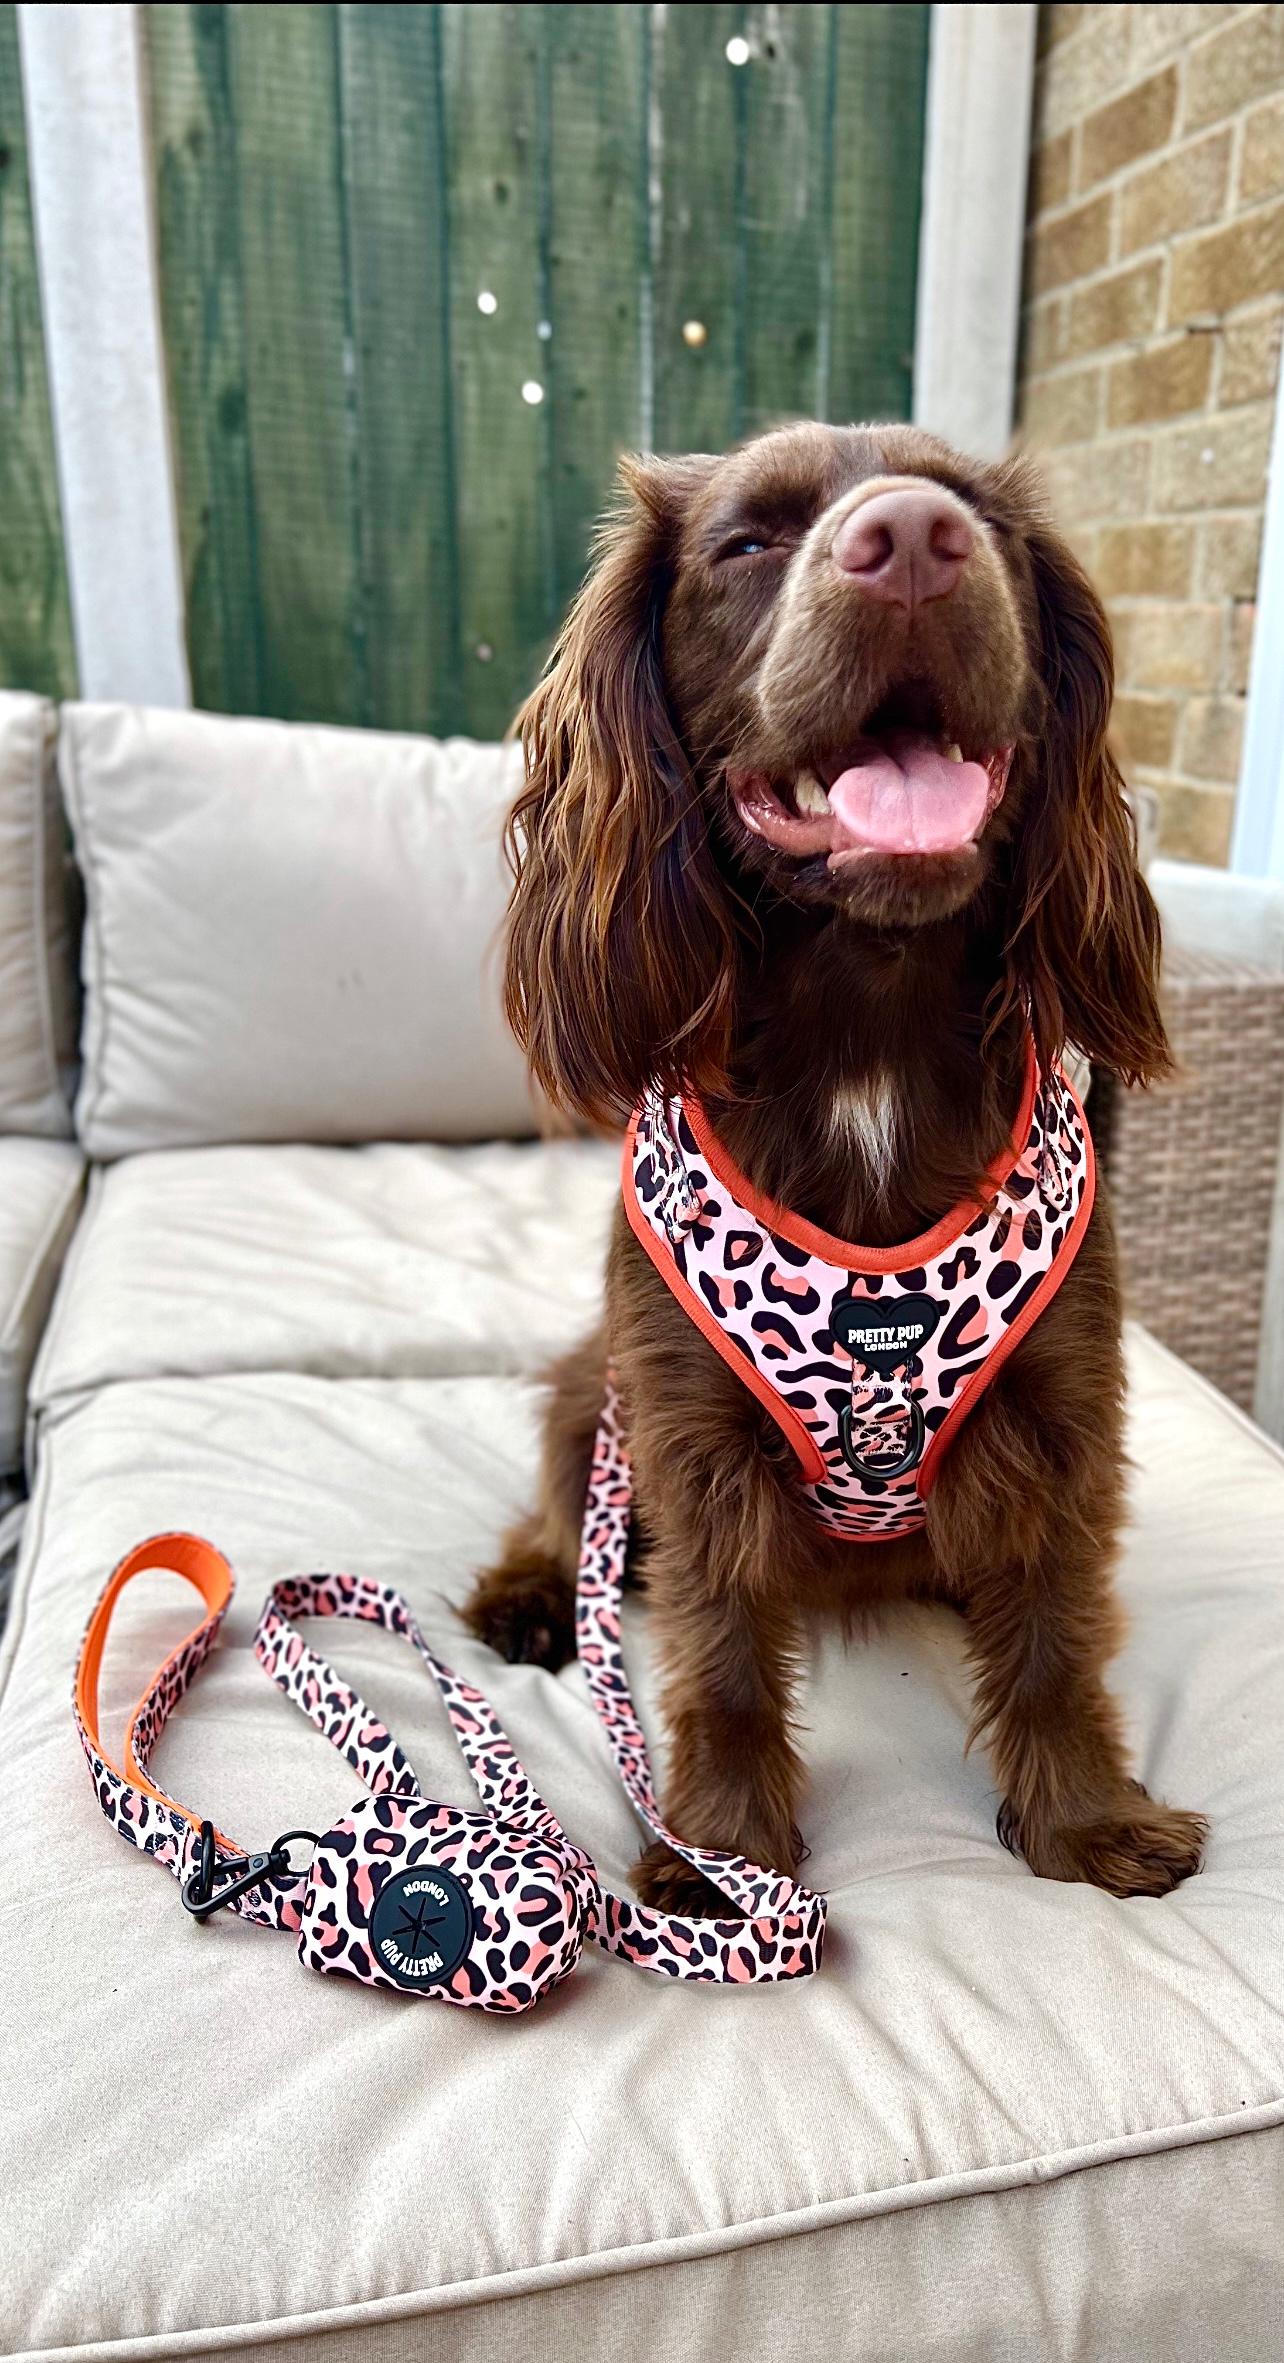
[149,2,261,714]
[146,1,930,732]
[545,5,647,612]
[829,1,929,425]
[740,4,832,433]
[0,2,74,697]
[652,3,746,455]
[336,3,460,736]
[442,2,553,736]
[224,1,367,726]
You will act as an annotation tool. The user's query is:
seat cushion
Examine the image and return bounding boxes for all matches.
[0,1137,84,1471]
[60,702,537,1155]
[30,1137,618,1409]
[0,692,78,1138]
[3,1330,1284,2361]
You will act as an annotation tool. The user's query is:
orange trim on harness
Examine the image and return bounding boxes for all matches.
[682,1041,1039,1275]
[75,1531,237,1837]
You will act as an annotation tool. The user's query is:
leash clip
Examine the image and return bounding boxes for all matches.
[182,1821,316,1921]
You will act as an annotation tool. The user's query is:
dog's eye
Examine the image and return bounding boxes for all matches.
[718,536,771,561]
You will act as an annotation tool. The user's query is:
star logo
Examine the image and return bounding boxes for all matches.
[368,1866,473,1988]
[393,1895,450,1954]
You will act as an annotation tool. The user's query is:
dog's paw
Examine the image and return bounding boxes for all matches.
[460,1558,576,1672]
[1004,1790,1208,1897]
[633,1840,742,1920]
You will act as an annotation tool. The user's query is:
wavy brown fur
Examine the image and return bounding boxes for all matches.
[467,421,1205,1911]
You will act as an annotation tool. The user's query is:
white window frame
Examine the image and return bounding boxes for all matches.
[913,4,1039,462]
[1231,354,1284,879]
[18,2,189,707]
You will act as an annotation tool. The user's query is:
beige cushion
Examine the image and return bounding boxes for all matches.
[0,691,78,1137]
[0,1137,84,1472]
[60,703,537,1156]
[4,1325,1284,2359]
[31,1136,618,1409]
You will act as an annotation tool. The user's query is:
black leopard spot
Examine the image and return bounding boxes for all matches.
[1022,1208,1043,1251]
[938,1294,987,1358]
[986,1260,1021,1298]
[751,1310,806,1357]
[724,1230,763,1268]
[999,1266,1045,1325]
[894,1266,927,1292]
[762,1264,822,1314]
[939,1244,979,1288]
[769,1233,813,1269]
[698,1270,751,1321]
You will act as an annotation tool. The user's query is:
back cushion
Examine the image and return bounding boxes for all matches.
[61,704,539,1155]
[0,692,78,1138]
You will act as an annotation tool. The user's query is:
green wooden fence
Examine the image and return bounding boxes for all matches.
[148,3,929,738]
[0,3,76,699]
[0,4,929,728]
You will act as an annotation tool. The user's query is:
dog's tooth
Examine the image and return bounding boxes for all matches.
[944,742,963,764]
[795,771,830,816]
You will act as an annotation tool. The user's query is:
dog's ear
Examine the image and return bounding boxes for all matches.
[997,504,1171,1087]
[504,454,735,1125]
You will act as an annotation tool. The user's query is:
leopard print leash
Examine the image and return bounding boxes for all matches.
[72,1450,826,2011]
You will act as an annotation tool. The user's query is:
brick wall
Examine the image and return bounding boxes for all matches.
[1018,4,1284,863]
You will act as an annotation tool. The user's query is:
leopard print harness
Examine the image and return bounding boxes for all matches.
[74,1512,825,2011]
[623,1043,1095,1541]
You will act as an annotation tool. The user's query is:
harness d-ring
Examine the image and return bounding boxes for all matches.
[838,1393,925,1482]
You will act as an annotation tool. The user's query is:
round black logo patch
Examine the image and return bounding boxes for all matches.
[368,1865,474,1990]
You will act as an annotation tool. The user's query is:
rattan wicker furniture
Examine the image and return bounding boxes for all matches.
[1093,941,1284,1413]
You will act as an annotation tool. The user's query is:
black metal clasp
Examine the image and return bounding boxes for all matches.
[182,1821,318,1921]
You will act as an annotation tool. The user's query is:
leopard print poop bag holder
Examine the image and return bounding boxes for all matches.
[73,1393,825,2012]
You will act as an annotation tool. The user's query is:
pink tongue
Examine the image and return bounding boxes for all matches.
[827,735,991,858]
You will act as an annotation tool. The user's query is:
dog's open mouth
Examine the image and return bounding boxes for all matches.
[730,708,1014,868]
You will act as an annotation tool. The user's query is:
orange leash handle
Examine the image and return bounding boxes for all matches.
[73,1532,240,1859]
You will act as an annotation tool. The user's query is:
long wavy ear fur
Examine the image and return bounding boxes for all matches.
[996,498,1171,1087]
[504,457,736,1125]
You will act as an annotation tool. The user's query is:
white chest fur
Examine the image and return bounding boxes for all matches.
[829,1075,902,1200]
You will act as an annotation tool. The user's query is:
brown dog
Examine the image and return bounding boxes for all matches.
[464,421,1207,1912]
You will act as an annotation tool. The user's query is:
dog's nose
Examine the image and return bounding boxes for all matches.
[832,486,973,609]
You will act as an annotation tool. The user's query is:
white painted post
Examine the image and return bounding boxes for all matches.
[1231,351,1284,881]
[18,2,189,707]
[913,4,1038,463]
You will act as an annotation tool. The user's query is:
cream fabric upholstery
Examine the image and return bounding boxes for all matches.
[59,703,537,1155]
[5,1304,1284,2360]
[30,1137,618,1407]
[0,692,78,1137]
[0,1137,84,1471]
[8,708,1284,2355]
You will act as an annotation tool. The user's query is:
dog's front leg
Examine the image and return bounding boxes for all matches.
[963,1536,1206,1896]
[932,1238,1207,1898]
